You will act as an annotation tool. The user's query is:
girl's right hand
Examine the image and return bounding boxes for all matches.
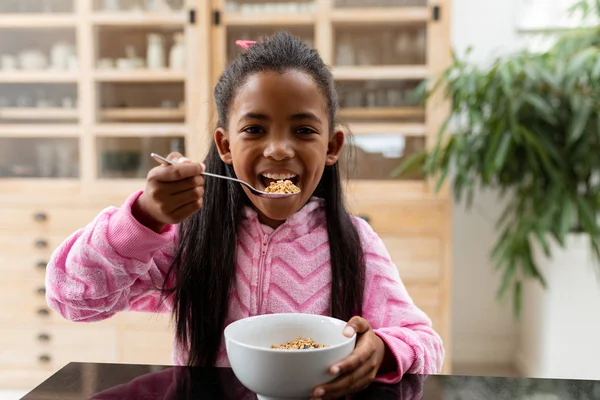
[132,152,205,232]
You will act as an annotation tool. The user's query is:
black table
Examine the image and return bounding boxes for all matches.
[21,362,600,400]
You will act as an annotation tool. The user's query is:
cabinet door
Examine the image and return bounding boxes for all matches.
[0,1,80,180]
[90,0,207,184]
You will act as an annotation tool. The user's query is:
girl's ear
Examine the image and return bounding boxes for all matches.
[326,129,345,166]
[214,128,233,165]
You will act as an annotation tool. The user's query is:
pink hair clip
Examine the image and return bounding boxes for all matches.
[236,40,256,50]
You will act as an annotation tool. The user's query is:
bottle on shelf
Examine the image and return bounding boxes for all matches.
[169,33,186,70]
[147,34,166,69]
[103,0,121,12]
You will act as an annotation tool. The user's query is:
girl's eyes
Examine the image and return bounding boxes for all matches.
[295,127,317,135]
[242,126,264,134]
[241,126,317,135]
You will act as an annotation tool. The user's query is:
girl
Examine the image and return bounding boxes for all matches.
[46,31,444,400]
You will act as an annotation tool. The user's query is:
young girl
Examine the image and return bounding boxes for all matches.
[46,31,444,400]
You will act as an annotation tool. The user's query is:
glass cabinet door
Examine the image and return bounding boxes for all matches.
[330,0,433,183]
[0,137,79,179]
[96,136,184,179]
[92,0,193,181]
[340,134,425,181]
[0,0,79,179]
[0,0,75,13]
[333,0,427,8]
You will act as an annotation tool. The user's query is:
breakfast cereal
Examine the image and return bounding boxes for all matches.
[270,337,327,350]
[264,179,301,194]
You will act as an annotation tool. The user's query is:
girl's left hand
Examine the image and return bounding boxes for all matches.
[311,316,386,400]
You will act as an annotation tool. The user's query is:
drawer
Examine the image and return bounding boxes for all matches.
[120,330,173,365]
[114,312,172,332]
[0,238,59,278]
[350,201,449,235]
[0,367,54,390]
[0,325,118,370]
[0,207,102,235]
[0,234,68,263]
[381,236,442,282]
[0,291,63,325]
[0,281,115,326]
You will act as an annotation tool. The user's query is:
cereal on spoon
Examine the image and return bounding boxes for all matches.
[264,179,301,194]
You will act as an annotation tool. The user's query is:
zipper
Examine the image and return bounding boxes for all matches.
[256,233,272,314]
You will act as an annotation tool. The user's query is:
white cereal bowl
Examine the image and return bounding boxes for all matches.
[224,313,356,400]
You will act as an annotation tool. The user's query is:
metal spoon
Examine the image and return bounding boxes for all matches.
[150,153,300,199]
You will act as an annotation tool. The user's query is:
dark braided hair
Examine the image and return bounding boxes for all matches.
[162,31,365,367]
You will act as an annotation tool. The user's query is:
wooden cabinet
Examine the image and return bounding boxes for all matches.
[0,0,452,390]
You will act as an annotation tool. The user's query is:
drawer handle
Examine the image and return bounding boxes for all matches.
[358,214,371,224]
[37,287,46,295]
[33,212,48,222]
[37,308,50,316]
[38,354,51,363]
[36,261,48,270]
[38,333,51,342]
[35,239,48,248]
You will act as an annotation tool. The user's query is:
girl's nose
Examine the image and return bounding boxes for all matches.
[263,139,294,160]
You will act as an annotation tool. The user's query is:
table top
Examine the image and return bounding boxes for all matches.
[21,362,600,400]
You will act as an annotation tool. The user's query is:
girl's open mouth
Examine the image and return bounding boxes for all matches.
[258,173,299,190]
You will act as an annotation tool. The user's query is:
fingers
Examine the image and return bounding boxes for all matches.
[149,161,205,183]
[330,334,374,376]
[313,353,378,400]
[167,186,204,212]
[344,316,370,337]
[164,175,205,195]
[171,197,203,220]
[166,152,185,162]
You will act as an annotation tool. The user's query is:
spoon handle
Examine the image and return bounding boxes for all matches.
[150,153,249,187]
[201,171,247,186]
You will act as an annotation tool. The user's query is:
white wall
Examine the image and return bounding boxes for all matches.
[449,0,523,366]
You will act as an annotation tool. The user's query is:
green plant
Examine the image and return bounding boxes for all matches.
[394,0,600,315]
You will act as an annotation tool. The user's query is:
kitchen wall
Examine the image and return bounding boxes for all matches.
[449,0,523,367]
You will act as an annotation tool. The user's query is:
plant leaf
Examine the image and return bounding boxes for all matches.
[534,228,552,258]
[434,165,450,193]
[390,151,427,178]
[496,260,516,300]
[576,196,600,235]
[494,133,512,171]
[568,98,593,143]
[523,93,557,125]
[559,197,575,239]
[513,280,522,318]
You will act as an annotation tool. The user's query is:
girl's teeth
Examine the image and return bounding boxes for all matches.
[262,173,296,180]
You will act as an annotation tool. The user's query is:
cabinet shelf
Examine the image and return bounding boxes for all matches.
[100,108,185,121]
[331,7,429,24]
[338,107,425,120]
[333,66,429,81]
[0,15,77,28]
[0,72,79,83]
[94,70,186,82]
[90,12,187,26]
[0,124,79,137]
[0,108,78,120]
[223,13,316,26]
[93,123,187,136]
[346,122,426,136]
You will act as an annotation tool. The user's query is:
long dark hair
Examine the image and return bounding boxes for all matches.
[162,31,365,367]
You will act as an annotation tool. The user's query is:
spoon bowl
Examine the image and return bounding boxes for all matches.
[150,153,300,199]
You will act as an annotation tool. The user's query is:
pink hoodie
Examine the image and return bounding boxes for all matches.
[45,190,444,383]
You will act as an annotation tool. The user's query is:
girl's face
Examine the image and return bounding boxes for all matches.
[215,70,344,228]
